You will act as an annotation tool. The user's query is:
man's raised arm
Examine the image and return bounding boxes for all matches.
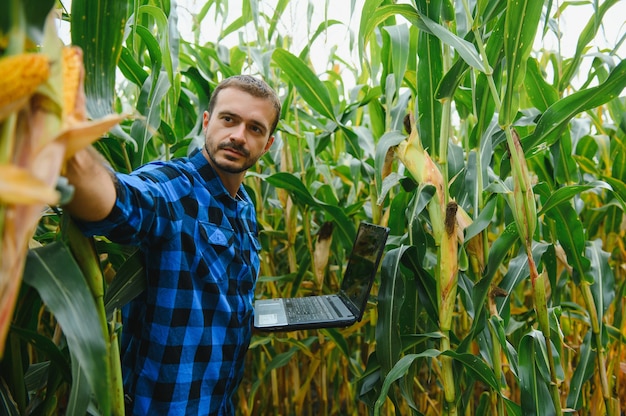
[63,147,118,222]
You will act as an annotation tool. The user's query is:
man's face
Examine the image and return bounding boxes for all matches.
[203,87,275,175]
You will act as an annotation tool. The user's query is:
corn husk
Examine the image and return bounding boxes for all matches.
[0,12,127,356]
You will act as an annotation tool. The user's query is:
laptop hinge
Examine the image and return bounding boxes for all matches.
[338,291,362,318]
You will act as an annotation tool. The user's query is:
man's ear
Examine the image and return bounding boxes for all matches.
[202,111,210,130]
[264,135,275,153]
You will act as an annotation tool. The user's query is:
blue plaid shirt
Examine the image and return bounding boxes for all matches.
[78,149,261,415]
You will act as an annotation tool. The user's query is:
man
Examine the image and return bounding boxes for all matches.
[64,75,281,415]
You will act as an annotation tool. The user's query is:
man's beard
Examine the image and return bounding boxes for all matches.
[206,142,256,174]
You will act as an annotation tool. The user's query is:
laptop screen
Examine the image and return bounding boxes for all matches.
[339,223,389,314]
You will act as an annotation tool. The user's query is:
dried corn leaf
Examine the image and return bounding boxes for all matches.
[0,164,59,205]
[313,222,333,289]
[60,114,128,160]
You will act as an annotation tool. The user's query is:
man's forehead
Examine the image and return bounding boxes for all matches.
[214,89,273,119]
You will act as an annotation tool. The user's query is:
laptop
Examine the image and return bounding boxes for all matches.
[254,222,390,331]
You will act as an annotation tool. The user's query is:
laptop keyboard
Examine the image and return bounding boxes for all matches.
[285,297,334,322]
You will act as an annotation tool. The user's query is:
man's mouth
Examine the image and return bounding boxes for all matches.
[219,144,249,157]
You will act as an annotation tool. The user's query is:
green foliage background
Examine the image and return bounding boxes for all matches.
[1,0,625,415]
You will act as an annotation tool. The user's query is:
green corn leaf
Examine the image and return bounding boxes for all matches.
[544,202,591,283]
[23,242,110,415]
[359,3,425,59]
[131,71,171,166]
[524,59,626,153]
[272,48,336,121]
[267,0,290,40]
[264,172,355,247]
[538,182,612,216]
[458,222,519,352]
[137,5,175,79]
[298,19,343,61]
[375,131,406,203]
[497,243,550,317]
[119,47,149,87]
[503,398,523,416]
[524,58,559,112]
[601,176,626,210]
[134,25,163,74]
[463,197,497,242]
[499,0,544,127]
[518,330,556,416]
[441,350,499,390]
[376,246,408,378]
[383,24,410,100]
[66,350,91,416]
[419,14,485,73]
[559,0,622,90]
[398,243,438,324]
[104,249,146,319]
[566,332,595,410]
[373,350,440,415]
[586,240,615,318]
[71,0,129,119]
[9,326,71,382]
[436,59,469,100]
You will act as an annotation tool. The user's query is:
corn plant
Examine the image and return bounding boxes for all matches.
[2,0,625,415]
[0,0,129,414]
[357,0,626,415]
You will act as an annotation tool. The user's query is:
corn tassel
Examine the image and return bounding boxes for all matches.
[0,53,50,121]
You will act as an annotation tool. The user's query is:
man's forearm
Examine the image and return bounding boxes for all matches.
[63,147,117,222]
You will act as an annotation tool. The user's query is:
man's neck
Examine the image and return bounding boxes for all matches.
[202,146,245,197]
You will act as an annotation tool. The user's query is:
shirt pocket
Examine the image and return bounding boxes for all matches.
[247,231,262,253]
[197,221,235,282]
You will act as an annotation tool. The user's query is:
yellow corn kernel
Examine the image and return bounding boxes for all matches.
[0,53,50,111]
[61,46,83,120]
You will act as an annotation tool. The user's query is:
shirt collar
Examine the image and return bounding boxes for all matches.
[189,147,250,204]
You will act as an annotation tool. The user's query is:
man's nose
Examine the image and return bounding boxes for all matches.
[230,123,246,142]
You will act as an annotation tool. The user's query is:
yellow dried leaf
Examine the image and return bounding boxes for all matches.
[59,114,127,160]
[0,164,59,205]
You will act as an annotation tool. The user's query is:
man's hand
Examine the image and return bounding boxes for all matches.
[63,147,117,222]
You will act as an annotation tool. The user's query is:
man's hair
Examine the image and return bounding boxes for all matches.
[208,75,282,136]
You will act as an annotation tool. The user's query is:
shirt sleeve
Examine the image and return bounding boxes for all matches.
[74,165,186,245]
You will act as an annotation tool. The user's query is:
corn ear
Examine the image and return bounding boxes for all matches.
[396,127,445,190]
[313,222,333,290]
[396,128,446,241]
[381,146,395,180]
[532,270,550,337]
[0,53,50,121]
[61,46,83,122]
[438,201,459,332]
[509,129,537,249]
